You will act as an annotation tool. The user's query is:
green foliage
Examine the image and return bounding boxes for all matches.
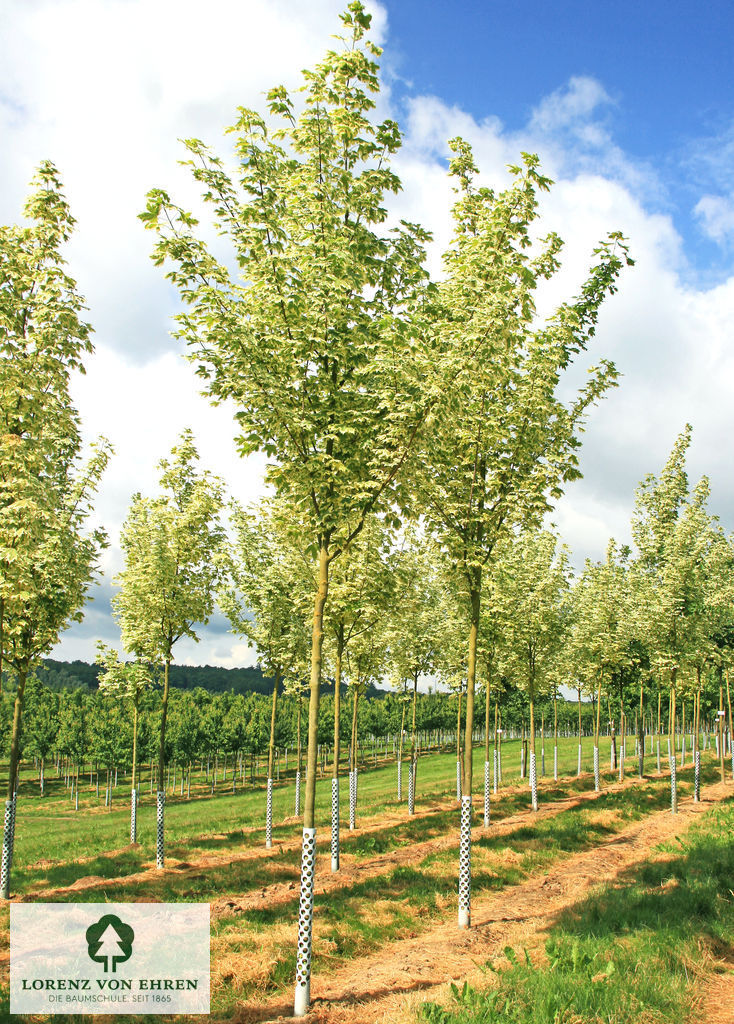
[141,3,434,553]
[113,429,225,665]
[0,162,111,680]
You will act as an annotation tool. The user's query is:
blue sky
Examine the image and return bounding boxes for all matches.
[384,0,734,281]
[1,0,733,669]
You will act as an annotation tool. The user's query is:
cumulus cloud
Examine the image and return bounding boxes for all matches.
[694,193,734,244]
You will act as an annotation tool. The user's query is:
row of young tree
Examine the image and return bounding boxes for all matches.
[9,655,730,811]
[2,3,731,1013]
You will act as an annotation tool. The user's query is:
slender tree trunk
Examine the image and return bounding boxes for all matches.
[294,539,329,1018]
[528,670,538,812]
[130,697,139,843]
[156,656,171,869]
[1,665,27,899]
[409,669,418,815]
[331,632,343,871]
[593,669,603,791]
[265,666,280,850]
[483,668,491,825]
[493,701,499,793]
[670,671,678,814]
[459,582,480,929]
[726,669,733,780]
[456,686,463,801]
[638,678,644,778]
[719,671,726,784]
[693,673,701,802]
[349,684,359,830]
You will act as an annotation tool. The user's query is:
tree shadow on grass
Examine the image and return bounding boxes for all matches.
[550,795,734,956]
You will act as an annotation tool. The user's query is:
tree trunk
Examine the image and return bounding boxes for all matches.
[1,665,27,899]
[483,668,491,825]
[638,678,644,778]
[528,671,538,812]
[294,538,329,1018]
[349,684,359,830]
[719,671,726,784]
[726,669,734,779]
[409,669,418,816]
[397,696,406,801]
[456,687,463,801]
[670,671,678,813]
[693,674,701,802]
[331,631,343,872]
[593,669,603,791]
[266,666,280,850]
[156,657,171,869]
[459,581,480,929]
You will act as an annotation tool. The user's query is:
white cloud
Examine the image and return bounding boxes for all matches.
[529,76,613,135]
[208,643,259,671]
[694,193,734,244]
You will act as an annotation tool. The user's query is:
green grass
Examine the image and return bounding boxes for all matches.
[420,795,734,1024]
[4,736,614,892]
[0,737,724,1022]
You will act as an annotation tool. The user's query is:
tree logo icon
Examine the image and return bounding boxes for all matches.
[86,914,135,973]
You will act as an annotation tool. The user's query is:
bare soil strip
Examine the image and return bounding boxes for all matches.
[22,771,654,903]
[230,780,731,1024]
[695,969,734,1023]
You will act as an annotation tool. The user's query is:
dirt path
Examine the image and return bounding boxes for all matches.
[22,771,654,903]
[229,780,731,1024]
[696,969,734,1023]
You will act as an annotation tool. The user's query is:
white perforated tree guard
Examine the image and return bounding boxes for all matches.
[408,758,416,816]
[330,778,339,872]
[456,760,461,802]
[9,789,17,872]
[397,758,402,801]
[577,744,582,777]
[130,789,137,844]
[694,750,700,802]
[0,800,13,899]
[295,770,301,817]
[349,770,356,830]
[293,827,316,1017]
[593,745,600,792]
[530,751,538,812]
[458,795,472,928]
[156,791,165,869]
[483,761,490,827]
[266,778,273,848]
[493,749,498,793]
[657,738,661,773]
[669,755,678,814]
[553,746,558,781]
